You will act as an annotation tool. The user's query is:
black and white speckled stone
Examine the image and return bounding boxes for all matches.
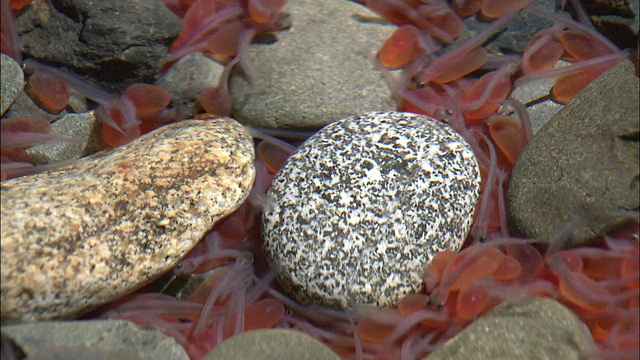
[262,111,481,309]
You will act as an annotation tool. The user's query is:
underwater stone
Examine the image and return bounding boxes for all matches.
[1,118,255,322]
[229,0,397,129]
[507,60,639,246]
[1,320,189,360]
[203,329,340,360]
[262,111,481,309]
[1,54,23,116]
[428,298,595,360]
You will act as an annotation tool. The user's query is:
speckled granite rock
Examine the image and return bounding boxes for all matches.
[1,54,23,116]
[427,298,596,360]
[203,329,340,360]
[229,0,397,129]
[16,0,182,92]
[263,111,481,309]
[508,60,639,247]
[1,320,189,360]
[1,118,255,322]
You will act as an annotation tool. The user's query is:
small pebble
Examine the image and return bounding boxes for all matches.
[154,53,224,108]
[26,111,106,165]
[263,111,481,309]
[1,118,255,322]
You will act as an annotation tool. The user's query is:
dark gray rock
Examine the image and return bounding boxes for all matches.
[17,0,182,92]
[427,298,596,360]
[1,54,23,116]
[584,0,639,49]
[507,60,639,247]
[263,111,481,309]
[1,320,189,360]
[202,329,340,360]
[447,0,554,56]
[229,0,397,129]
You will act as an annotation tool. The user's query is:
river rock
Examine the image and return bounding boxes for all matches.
[229,0,397,129]
[1,320,189,360]
[155,53,225,108]
[203,329,340,360]
[16,0,182,92]
[1,54,23,116]
[1,118,255,322]
[263,111,481,309]
[26,111,106,165]
[507,60,639,247]
[427,298,596,360]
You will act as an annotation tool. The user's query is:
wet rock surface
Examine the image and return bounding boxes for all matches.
[229,0,397,129]
[1,320,189,360]
[202,329,340,360]
[507,60,639,246]
[454,0,554,56]
[263,111,481,308]
[510,60,570,134]
[2,1,639,358]
[427,298,596,360]
[0,54,23,116]
[1,118,255,322]
[155,53,224,109]
[16,0,182,92]
[26,111,106,165]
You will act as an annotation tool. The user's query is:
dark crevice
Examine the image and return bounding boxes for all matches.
[618,130,640,142]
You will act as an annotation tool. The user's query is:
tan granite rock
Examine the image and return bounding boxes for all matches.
[1,118,255,323]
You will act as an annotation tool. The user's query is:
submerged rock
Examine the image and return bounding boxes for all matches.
[229,0,397,129]
[427,298,596,360]
[16,0,182,92]
[203,329,340,360]
[1,320,189,360]
[263,111,481,309]
[507,60,639,246]
[1,118,255,322]
[0,54,23,116]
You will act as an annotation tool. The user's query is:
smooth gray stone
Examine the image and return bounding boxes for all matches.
[507,60,639,246]
[1,320,189,360]
[229,0,397,129]
[427,298,596,360]
[203,329,340,360]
